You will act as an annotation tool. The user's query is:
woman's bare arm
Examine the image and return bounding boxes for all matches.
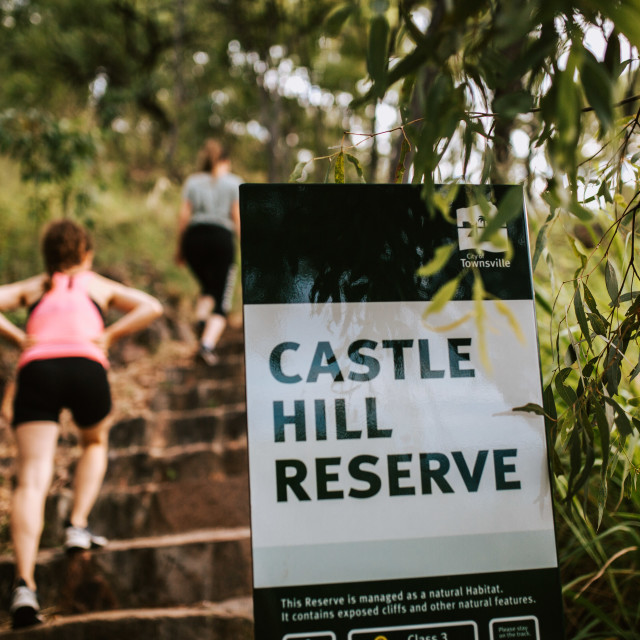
[0,275,46,347]
[231,200,241,239]
[90,275,163,351]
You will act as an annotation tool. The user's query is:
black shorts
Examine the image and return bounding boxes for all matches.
[12,358,112,428]
[181,224,236,316]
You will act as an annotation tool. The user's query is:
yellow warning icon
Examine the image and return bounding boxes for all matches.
[374,636,388,640]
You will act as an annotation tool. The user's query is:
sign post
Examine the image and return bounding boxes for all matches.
[240,184,565,640]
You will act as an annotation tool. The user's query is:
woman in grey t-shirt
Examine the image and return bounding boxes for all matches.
[175,139,242,364]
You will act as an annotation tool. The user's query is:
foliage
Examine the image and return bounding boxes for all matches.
[0,0,370,180]
[0,109,96,221]
[555,459,640,638]
[318,0,640,500]
[317,1,640,635]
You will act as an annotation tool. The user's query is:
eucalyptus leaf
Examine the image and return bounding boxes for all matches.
[324,3,355,37]
[288,160,308,183]
[416,244,455,278]
[605,260,619,307]
[477,186,522,243]
[581,49,614,133]
[555,368,578,406]
[423,276,460,319]
[574,285,592,351]
[582,283,599,314]
[345,153,366,183]
[367,14,390,92]
[587,312,607,336]
[603,396,633,438]
[512,402,546,416]
[543,384,558,439]
[334,151,345,184]
[592,397,610,478]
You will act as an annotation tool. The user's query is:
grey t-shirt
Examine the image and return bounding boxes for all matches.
[183,172,242,232]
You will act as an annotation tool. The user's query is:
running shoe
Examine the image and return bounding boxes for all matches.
[197,345,220,366]
[64,524,108,551]
[10,579,43,630]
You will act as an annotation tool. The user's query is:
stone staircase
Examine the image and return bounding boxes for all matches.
[0,325,254,638]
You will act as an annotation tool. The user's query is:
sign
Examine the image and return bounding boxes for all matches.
[240,184,564,640]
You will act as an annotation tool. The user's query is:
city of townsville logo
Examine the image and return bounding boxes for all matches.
[455,204,511,268]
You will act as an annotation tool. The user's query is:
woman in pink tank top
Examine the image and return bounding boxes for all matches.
[0,220,163,629]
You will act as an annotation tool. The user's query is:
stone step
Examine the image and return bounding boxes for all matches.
[108,404,247,450]
[42,473,250,546]
[163,405,247,447]
[0,528,252,615]
[1,433,248,488]
[104,441,248,486]
[150,378,246,412]
[163,353,245,388]
[0,597,254,639]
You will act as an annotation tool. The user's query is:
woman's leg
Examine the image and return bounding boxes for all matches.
[11,421,59,590]
[201,313,227,351]
[195,295,214,324]
[68,418,110,529]
[183,224,235,354]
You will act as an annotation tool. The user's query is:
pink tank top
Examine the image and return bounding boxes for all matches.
[18,271,109,369]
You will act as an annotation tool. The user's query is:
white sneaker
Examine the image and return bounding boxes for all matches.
[64,525,108,551]
[197,345,220,366]
[10,580,43,629]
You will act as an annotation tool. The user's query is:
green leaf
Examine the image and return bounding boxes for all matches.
[593,397,610,472]
[480,146,493,184]
[477,185,523,243]
[603,396,633,438]
[567,433,595,501]
[568,199,594,222]
[597,179,613,204]
[587,312,607,336]
[564,344,577,366]
[324,3,355,37]
[334,151,345,184]
[512,402,546,416]
[555,368,577,406]
[423,276,460,319]
[345,153,365,182]
[605,260,619,307]
[416,244,456,278]
[597,478,608,529]
[583,283,599,314]
[492,90,534,119]
[532,213,554,272]
[535,290,552,316]
[602,3,640,50]
[574,285,592,351]
[367,14,390,91]
[288,160,308,183]
[399,75,417,120]
[581,49,614,133]
[556,64,581,148]
[543,383,558,440]
[604,337,623,396]
[394,137,410,184]
[618,291,639,304]
[604,31,621,78]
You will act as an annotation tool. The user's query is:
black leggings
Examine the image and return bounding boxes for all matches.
[12,357,112,428]
[181,224,236,316]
